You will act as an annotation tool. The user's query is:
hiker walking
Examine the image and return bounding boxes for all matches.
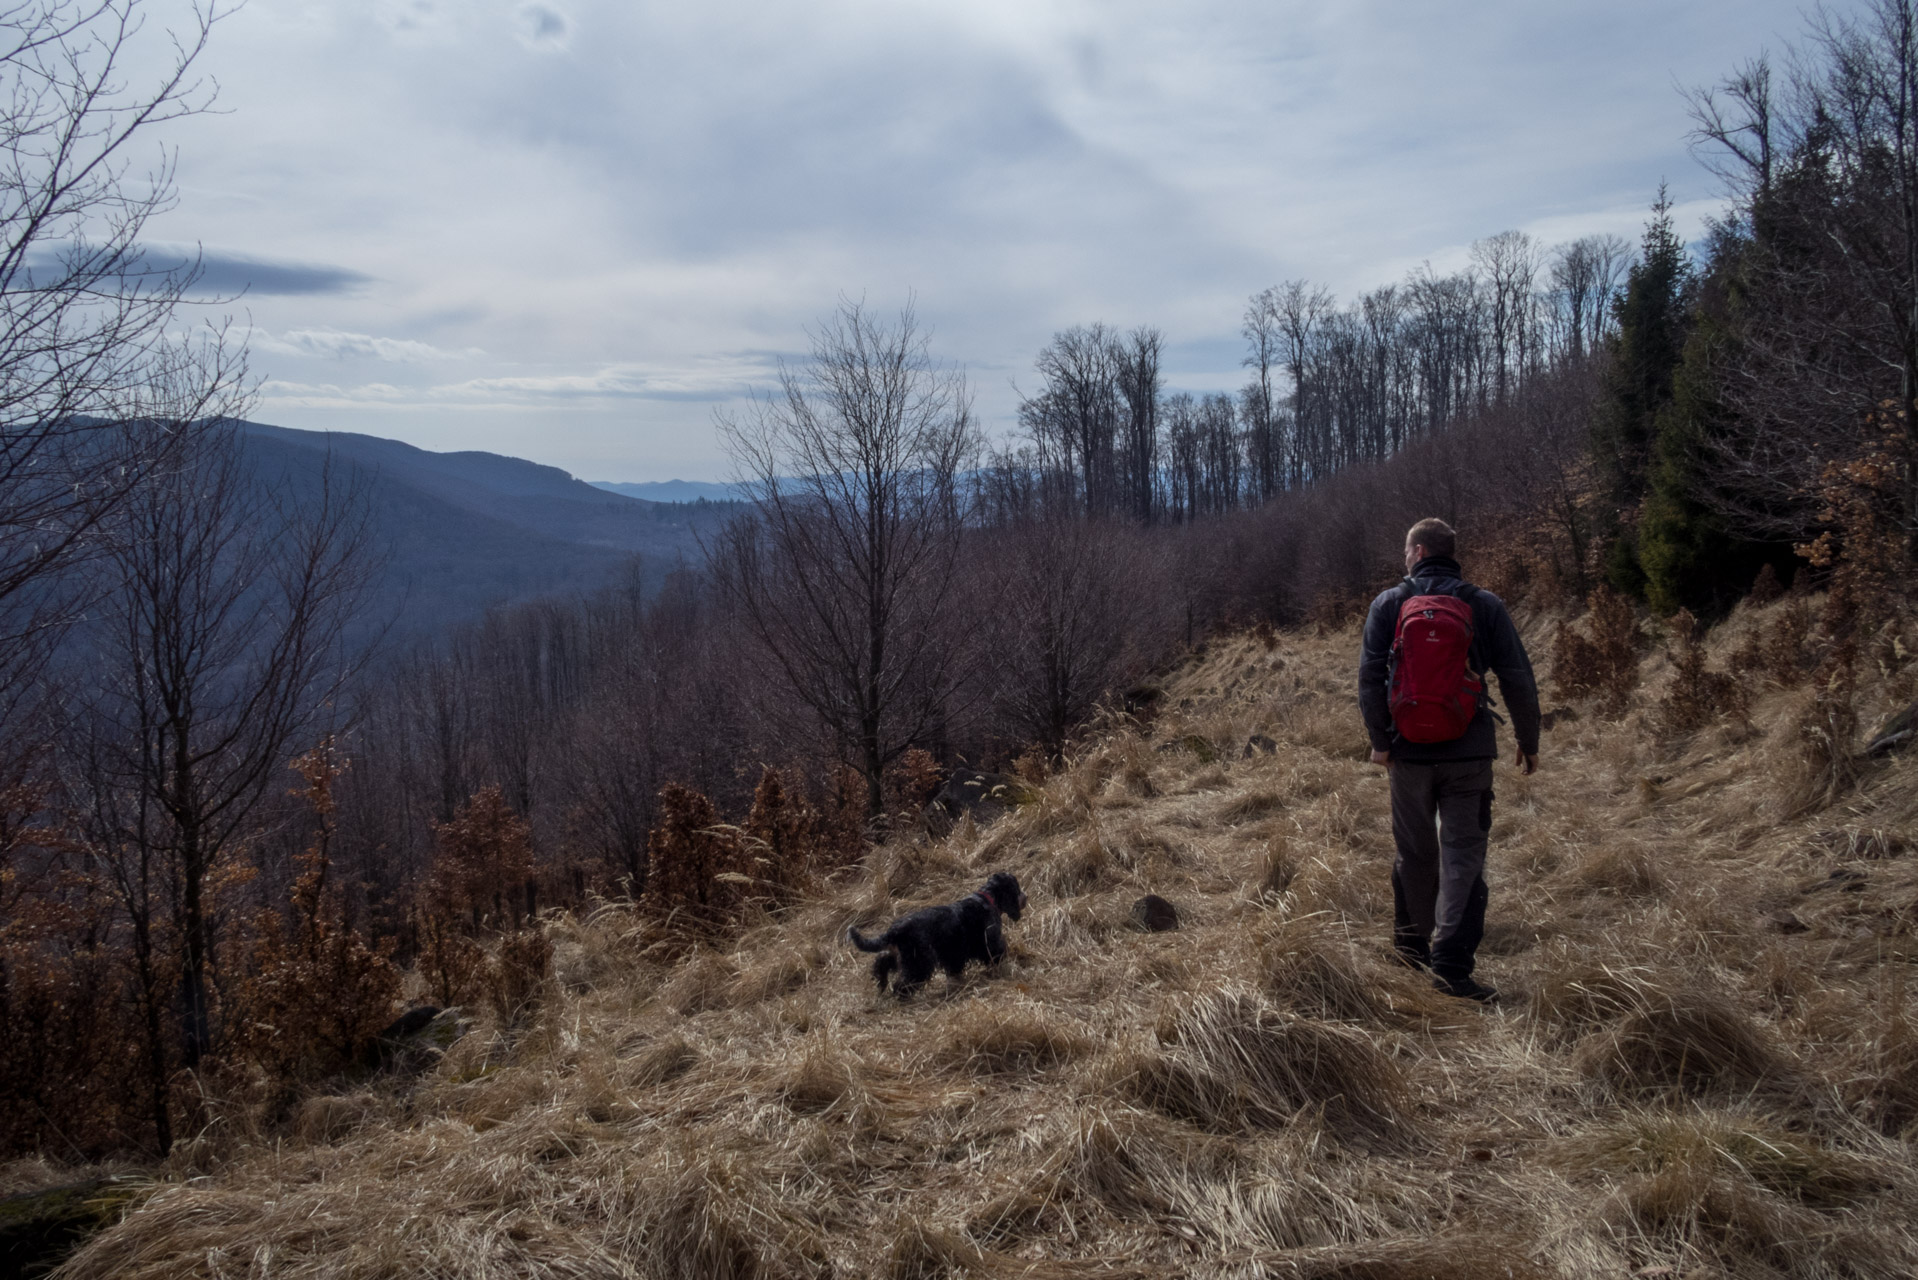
[1357,518,1540,1003]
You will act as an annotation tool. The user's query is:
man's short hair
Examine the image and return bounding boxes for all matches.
[1406,518,1457,559]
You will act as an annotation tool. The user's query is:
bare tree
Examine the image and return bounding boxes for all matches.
[1473,231,1544,402]
[0,1,236,710]
[1273,280,1335,487]
[978,514,1173,756]
[1241,288,1285,499]
[1549,235,1631,361]
[68,421,374,1123]
[1025,324,1122,516]
[716,299,979,818]
[1115,326,1163,523]
[1685,55,1776,200]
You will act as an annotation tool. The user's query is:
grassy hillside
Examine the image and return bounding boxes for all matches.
[28,597,1918,1279]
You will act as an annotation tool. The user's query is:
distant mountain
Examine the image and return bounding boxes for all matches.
[238,423,732,643]
[589,479,741,504]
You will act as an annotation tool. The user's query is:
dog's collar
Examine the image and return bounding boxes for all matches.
[973,887,997,910]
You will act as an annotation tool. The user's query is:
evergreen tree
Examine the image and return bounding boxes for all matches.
[1595,188,1694,593]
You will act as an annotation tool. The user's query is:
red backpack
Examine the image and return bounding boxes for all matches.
[1388,582,1483,743]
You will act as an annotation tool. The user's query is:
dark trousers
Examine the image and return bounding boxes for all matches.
[1388,759,1493,981]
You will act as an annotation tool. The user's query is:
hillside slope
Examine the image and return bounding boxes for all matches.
[239,424,729,639]
[46,598,1918,1279]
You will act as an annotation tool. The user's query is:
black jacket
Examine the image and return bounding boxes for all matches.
[1357,555,1541,763]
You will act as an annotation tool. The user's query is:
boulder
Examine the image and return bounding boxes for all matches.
[1242,734,1278,758]
[364,1005,468,1071]
[0,1179,144,1279]
[1129,894,1180,932]
[922,770,1034,838]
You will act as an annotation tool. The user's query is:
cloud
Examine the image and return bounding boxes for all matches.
[252,327,482,362]
[175,249,373,297]
[182,0,1815,476]
[515,4,570,51]
[257,353,781,409]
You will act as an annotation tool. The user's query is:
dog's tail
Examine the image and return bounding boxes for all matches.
[847,925,889,953]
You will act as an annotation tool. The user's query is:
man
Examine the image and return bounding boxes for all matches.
[1357,518,1539,1003]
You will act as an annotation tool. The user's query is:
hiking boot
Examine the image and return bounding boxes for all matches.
[1432,975,1499,1003]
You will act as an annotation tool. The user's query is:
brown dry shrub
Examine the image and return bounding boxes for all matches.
[641,782,751,936]
[742,767,825,898]
[1033,830,1121,897]
[486,928,553,1030]
[229,743,400,1084]
[886,748,944,815]
[1748,561,1784,605]
[658,950,737,1015]
[1532,963,1664,1045]
[1051,1110,1239,1219]
[426,785,536,932]
[414,909,486,1007]
[1552,587,1640,712]
[1761,595,1815,685]
[1659,609,1745,734]
[1012,744,1051,788]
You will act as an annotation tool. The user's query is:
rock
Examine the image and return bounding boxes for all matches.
[365,1005,468,1071]
[0,1179,144,1279]
[1866,700,1916,757]
[379,1005,442,1042]
[1768,909,1809,934]
[1242,734,1278,758]
[1129,894,1180,932]
[922,770,1034,838]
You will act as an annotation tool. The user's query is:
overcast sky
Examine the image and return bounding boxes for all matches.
[141,0,1815,482]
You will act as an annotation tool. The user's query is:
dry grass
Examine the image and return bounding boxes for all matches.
[49,601,1918,1279]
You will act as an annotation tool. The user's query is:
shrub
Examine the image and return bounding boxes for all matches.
[228,743,400,1086]
[1552,587,1640,713]
[486,928,553,1030]
[641,782,750,934]
[1658,608,1743,734]
[427,786,536,932]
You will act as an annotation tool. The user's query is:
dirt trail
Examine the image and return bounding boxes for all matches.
[48,600,1918,1279]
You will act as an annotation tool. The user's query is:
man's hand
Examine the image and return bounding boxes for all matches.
[1514,746,1538,776]
[1370,749,1391,768]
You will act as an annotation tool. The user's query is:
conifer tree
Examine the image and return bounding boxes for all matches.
[1595,189,1694,593]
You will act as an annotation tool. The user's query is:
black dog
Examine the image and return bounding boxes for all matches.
[847,872,1027,995]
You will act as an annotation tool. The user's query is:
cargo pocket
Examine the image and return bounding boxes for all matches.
[1479,788,1494,833]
